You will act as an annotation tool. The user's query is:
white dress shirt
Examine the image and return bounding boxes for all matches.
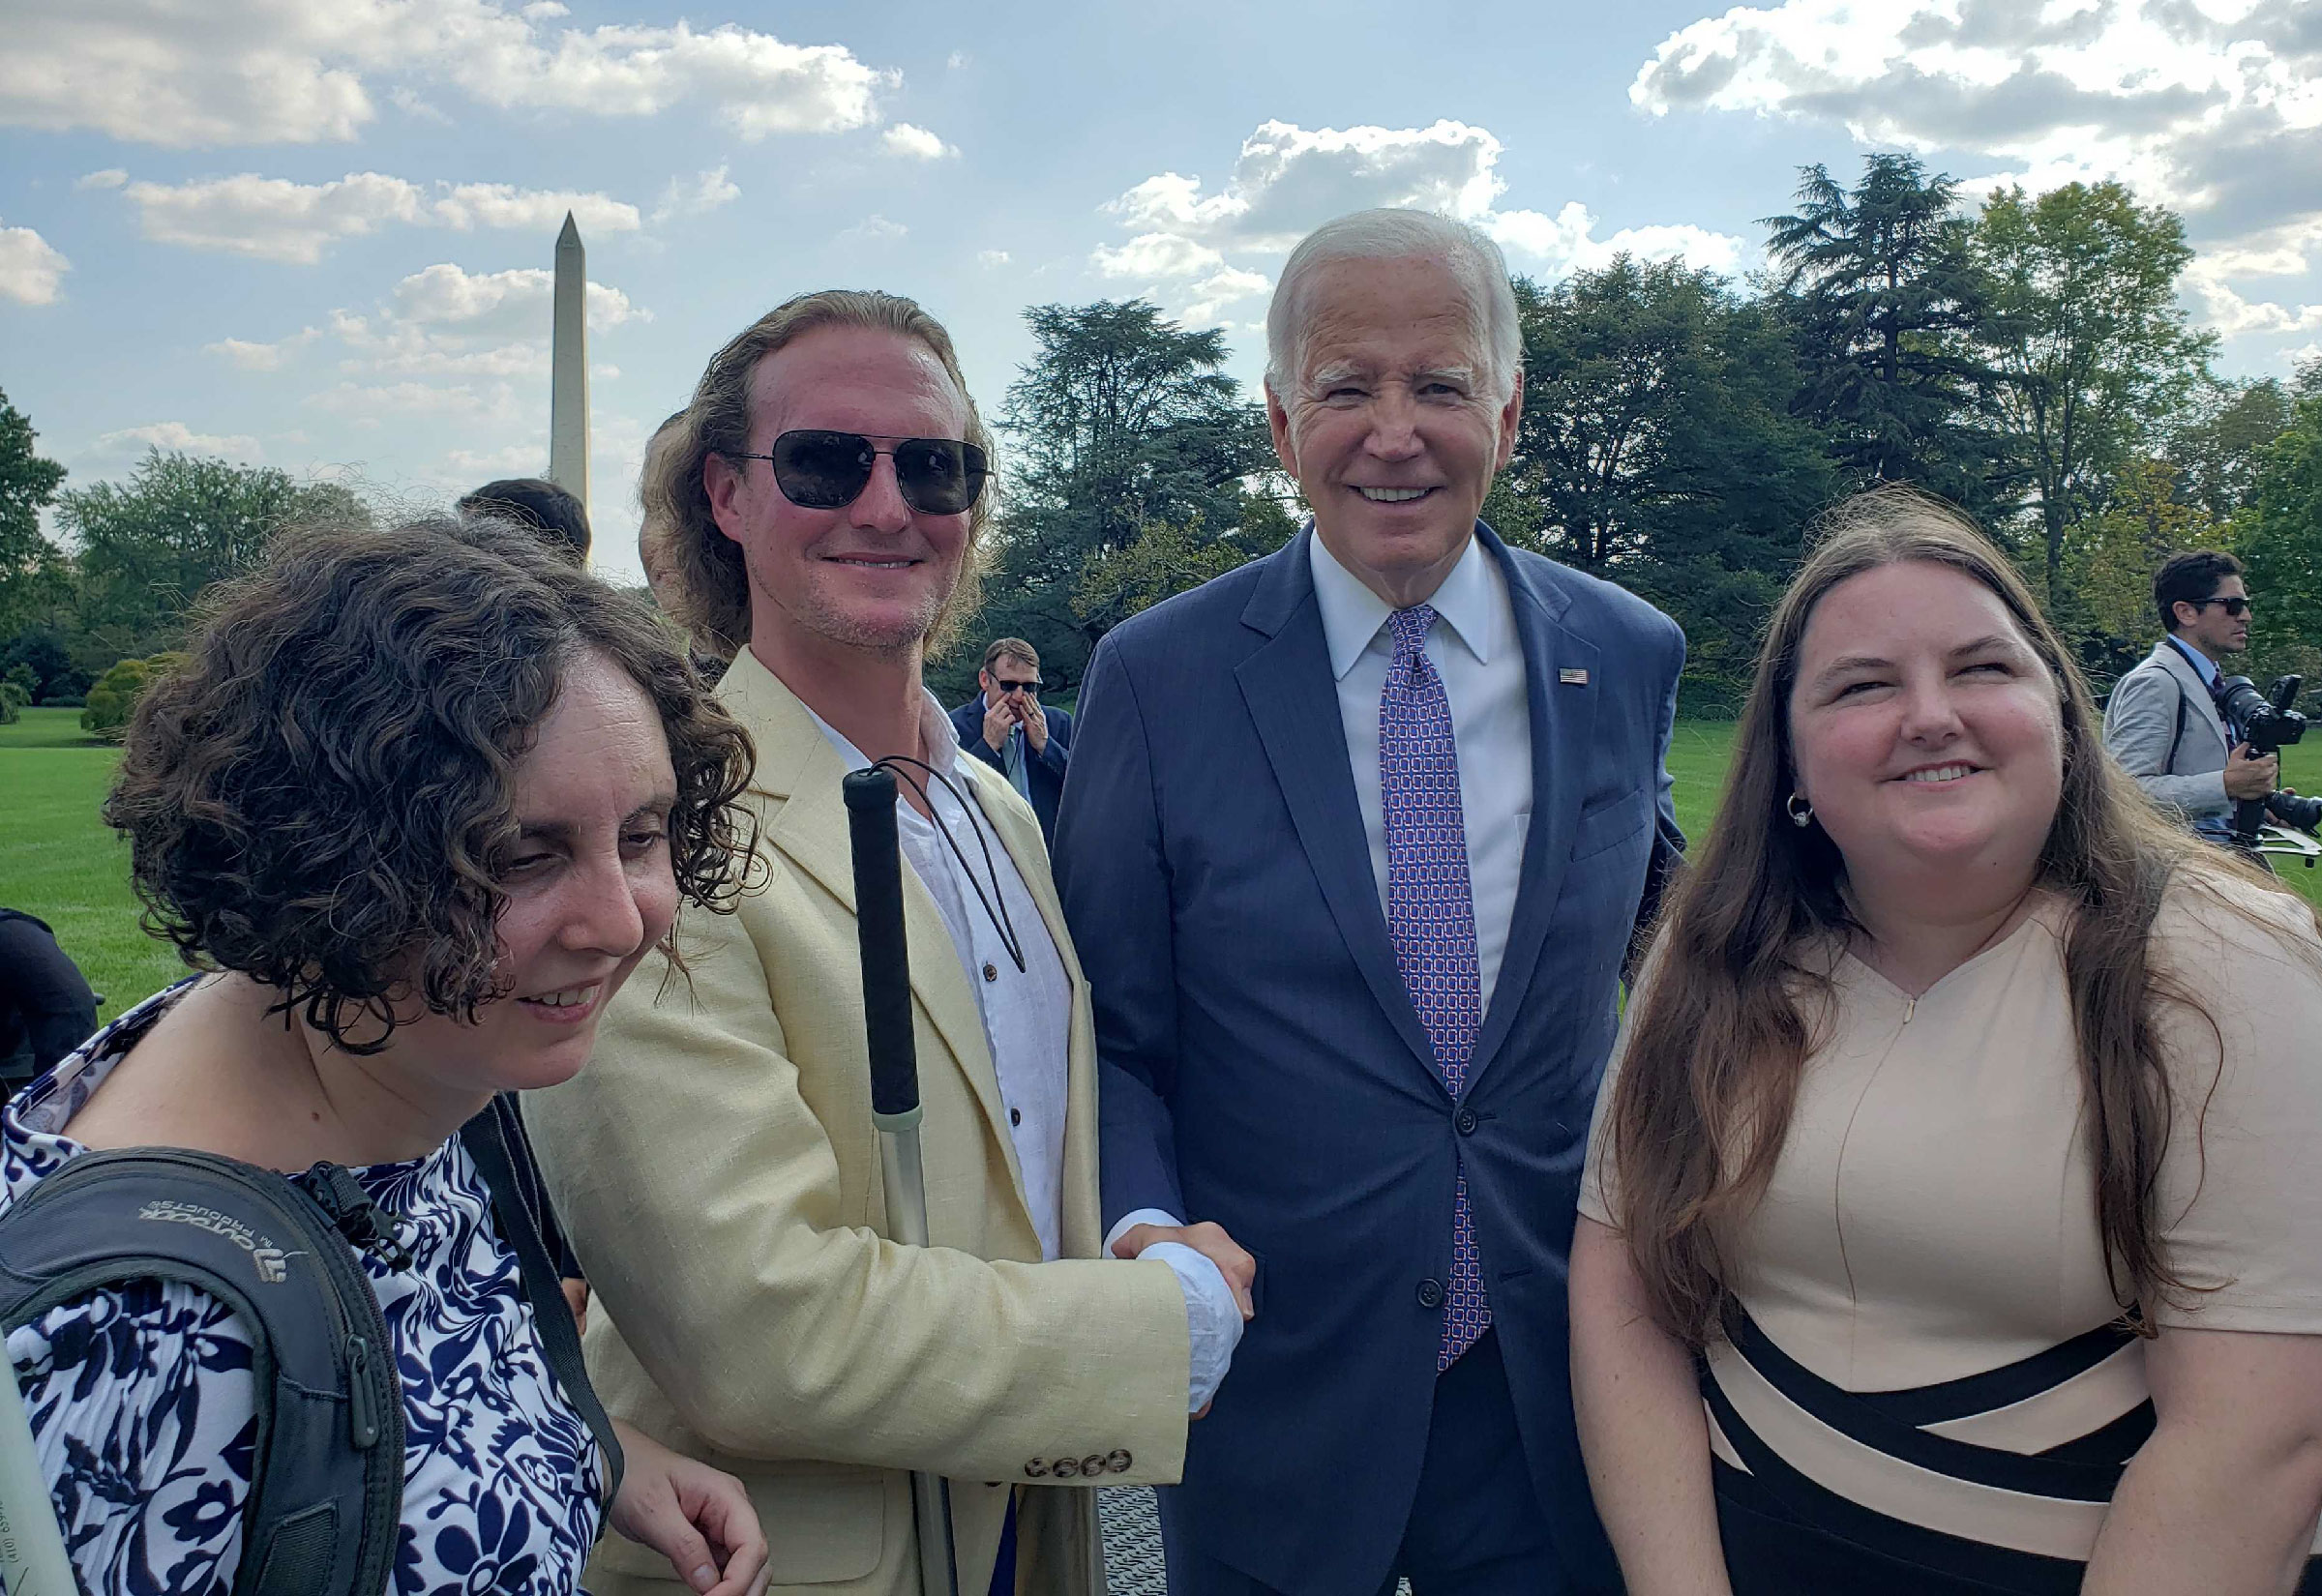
[1309,527,1533,1012]
[811,690,1239,1407]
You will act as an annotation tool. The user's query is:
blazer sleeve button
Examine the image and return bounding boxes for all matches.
[1107,1449,1132,1473]
[1025,1460,1049,1479]
[1081,1454,1107,1479]
[1053,1456,1080,1479]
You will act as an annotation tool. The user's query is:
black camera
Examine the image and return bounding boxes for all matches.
[2212,672,2322,838]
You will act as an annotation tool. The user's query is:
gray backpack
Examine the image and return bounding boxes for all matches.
[0,1095,620,1596]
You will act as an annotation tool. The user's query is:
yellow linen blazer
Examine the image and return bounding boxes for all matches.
[523,649,1191,1596]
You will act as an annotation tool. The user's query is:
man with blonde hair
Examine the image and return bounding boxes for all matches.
[1057,211,1683,1594]
[525,289,1253,1596]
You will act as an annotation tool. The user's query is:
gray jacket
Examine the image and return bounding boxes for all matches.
[2101,637,2233,820]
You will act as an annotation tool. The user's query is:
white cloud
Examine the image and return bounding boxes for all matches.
[1629,0,2322,253]
[313,262,640,387]
[1091,232,1228,279]
[203,328,321,370]
[74,168,126,191]
[1095,119,1745,328]
[1487,202,1746,276]
[0,1,899,148]
[1108,120,1510,250]
[840,214,908,244]
[649,165,740,225]
[96,421,261,459]
[114,171,640,264]
[0,223,71,305]
[881,123,958,160]
[977,250,1011,267]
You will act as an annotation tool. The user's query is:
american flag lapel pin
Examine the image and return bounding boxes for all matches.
[1558,667,1590,686]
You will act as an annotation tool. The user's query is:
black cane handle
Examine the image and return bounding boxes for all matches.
[843,767,921,1119]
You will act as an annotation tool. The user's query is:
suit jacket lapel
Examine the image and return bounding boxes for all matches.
[1469,529,1595,1088]
[720,651,1034,1227]
[1235,533,1439,1084]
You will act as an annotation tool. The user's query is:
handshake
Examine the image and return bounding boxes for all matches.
[1109,1219,1258,1417]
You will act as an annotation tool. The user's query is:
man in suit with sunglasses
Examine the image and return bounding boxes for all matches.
[523,289,1253,1596]
[951,639,1074,846]
[2103,548,2277,842]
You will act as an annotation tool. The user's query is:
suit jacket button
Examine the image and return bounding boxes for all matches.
[1053,1456,1080,1479]
[984,961,998,982]
[1454,1108,1478,1137]
[1081,1454,1107,1478]
[1025,1459,1048,1478]
[1416,1278,1444,1310]
[1107,1449,1132,1473]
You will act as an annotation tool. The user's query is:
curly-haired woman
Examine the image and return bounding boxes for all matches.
[5,517,772,1596]
[1571,490,2322,1593]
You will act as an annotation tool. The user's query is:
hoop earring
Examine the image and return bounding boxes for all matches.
[1787,792,1814,828]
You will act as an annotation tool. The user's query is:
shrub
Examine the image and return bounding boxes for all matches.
[0,680,24,724]
[80,652,186,742]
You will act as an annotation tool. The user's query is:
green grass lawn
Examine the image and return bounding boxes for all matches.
[1,708,187,1020]
[5,703,2321,1029]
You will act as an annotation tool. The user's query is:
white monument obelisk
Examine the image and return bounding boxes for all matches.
[548,212,590,525]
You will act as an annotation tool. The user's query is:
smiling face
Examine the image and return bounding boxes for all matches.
[375,650,680,1101]
[1787,561,2065,903]
[703,324,973,662]
[1267,253,1521,608]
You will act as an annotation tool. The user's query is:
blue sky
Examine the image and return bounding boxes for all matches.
[6,0,2320,586]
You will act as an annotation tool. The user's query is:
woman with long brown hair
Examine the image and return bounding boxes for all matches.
[1571,488,2322,1593]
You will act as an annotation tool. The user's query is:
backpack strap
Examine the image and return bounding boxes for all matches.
[2166,674,2189,770]
[459,1097,624,1513]
[0,1148,402,1596]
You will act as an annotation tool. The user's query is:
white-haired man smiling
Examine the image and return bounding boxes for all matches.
[1057,210,1687,1595]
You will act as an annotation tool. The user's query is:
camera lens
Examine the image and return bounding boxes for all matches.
[2267,791,2322,834]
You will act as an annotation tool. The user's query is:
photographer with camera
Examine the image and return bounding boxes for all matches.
[2103,550,2296,846]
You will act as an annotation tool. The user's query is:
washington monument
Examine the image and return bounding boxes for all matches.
[549,212,589,515]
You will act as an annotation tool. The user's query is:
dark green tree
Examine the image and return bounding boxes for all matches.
[1498,258,1839,709]
[2231,390,2322,687]
[1762,154,2010,510]
[0,387,70,643]
[1973,181,2216,595]
[973,301,1271,695]
[2170,377,2292,521]
[59,451,369,660]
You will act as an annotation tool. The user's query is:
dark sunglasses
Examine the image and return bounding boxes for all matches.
[728,429,988,515]
[991,676,1039,695]
[2191,596,2254,618]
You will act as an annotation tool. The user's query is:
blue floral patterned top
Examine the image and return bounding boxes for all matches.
[1,983,607,1595]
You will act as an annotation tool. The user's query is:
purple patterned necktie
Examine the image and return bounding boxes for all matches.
[1380,604,1490,1370]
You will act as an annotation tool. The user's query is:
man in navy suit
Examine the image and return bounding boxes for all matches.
[951,636,1074,845]
[1054,209,1683,1595]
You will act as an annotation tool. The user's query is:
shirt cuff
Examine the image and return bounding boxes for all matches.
[1104,1207,1183,1256]
[1140,1241,1243,1413]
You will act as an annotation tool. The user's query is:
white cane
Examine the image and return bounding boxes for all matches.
[0,1348,77,1595]
[844,766,962,1596]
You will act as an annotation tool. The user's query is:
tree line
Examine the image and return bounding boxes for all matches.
[968,155,2322,712]
[8,153,2321,718]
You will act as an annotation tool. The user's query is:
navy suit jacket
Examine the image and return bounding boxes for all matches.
[949,695,1074,845]
[1053,525,1683,1596]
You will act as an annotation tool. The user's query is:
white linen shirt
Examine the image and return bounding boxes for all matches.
[806,691,1073,1258]
[1309,526,1533,1013]
[813,691,1242,1408]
